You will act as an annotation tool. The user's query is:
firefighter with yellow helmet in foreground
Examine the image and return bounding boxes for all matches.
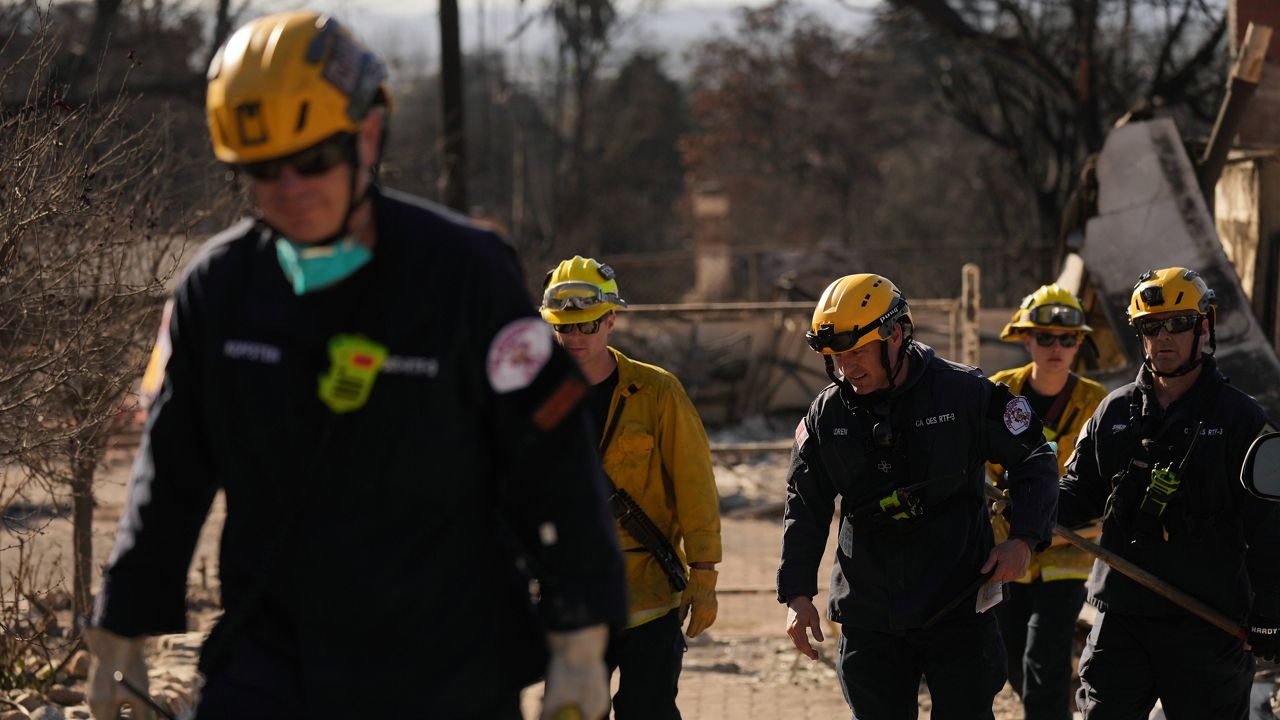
[540,256,722,719]
[778,273,1059,718]
[85,12,625,719]
[989,285,1106,720]
[1058,267,1280,718]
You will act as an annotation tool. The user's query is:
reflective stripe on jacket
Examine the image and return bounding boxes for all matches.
[989,363,1106,582]
[603,347,722,627]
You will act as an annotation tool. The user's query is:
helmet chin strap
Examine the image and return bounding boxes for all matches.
[1142,316,1213,379]
[825,355,854,396]
[879,337,911,394]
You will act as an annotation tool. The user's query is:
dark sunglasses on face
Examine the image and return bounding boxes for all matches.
[1136,315,1198,337]
[552,317,605,335]
[236,133,355,182]
[1032,332,1079,348]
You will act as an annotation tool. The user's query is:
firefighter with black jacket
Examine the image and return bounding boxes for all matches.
[84,12,626,719]
[1058,267,1280,719]
[778,274,1060,719]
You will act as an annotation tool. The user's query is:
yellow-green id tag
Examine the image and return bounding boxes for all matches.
[318,334,387,414]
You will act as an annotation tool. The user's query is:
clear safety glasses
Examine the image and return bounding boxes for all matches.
[542,281,628,312]
[1028,304,1084,327]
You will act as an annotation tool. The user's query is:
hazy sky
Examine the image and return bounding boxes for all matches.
[244,0,878,75]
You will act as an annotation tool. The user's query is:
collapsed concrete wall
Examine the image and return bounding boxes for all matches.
[1083,118,1280,418]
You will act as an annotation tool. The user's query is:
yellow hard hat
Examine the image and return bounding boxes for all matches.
[806,274,912,355]
[206,11,390,164]
[540,256,628,324]
[1127,267,1215,324]
[1000,284,1093,342]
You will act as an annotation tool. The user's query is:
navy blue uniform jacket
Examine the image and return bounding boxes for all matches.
[777,342,1059,630]
[1058,355,1280,621]
[93,189,627,713]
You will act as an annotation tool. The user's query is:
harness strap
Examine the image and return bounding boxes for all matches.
[599,382,639,457]
[1041,374,1078,435]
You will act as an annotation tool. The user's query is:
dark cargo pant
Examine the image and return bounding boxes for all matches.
[996,578,1087,720]
[1076,611,1254,720]
[606,607,687,719]
[837,610,1006,720]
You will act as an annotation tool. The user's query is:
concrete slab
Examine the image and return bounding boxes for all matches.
[1084,118,1280,418]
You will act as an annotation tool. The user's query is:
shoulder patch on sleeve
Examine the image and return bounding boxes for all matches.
[486,317,553,393]
[795,418,809,446]
[1003,396,1034,435]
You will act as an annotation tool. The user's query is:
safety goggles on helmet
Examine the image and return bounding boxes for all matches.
[1032,332,1079,348]
[552,318,606,335]
[806,296,908,354]
[1027,304,1085,328]
[541,281,628,312]
[1136,314,1198,337]
[807,326,860,354]
[237,133,355,181]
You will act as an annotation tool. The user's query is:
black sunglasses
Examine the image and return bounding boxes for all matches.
[1136,315,1198,337]
[1032,332,1079,348]
[236,133,355,182]
[552,318,605,335]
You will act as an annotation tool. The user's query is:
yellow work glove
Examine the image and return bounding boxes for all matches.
[84,627,156,720]
[681,567,718,638]
[541,623,609,720]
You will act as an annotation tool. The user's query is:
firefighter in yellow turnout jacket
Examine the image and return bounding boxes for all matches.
[540,256,722,719]
[989,285,1106,720]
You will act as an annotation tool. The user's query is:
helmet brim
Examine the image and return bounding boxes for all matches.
[1001,321,1094,341]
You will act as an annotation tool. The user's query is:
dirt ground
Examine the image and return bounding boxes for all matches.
[5,447,1277,719]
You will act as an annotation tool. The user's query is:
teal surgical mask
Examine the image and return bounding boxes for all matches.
[274,236,372,295]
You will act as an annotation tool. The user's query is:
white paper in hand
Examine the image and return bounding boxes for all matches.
[975,580,1004,614]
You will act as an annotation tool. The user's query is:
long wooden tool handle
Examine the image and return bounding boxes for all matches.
[1052,525,1248,642]
[986,484,1250,643]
